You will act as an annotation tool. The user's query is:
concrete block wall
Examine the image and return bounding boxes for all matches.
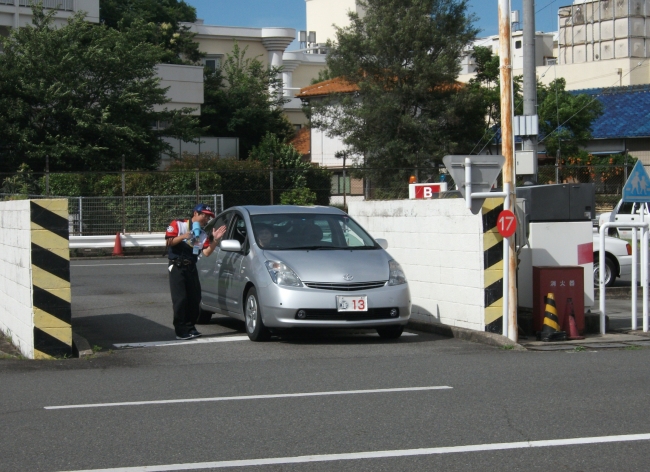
[349,199,486,331]
[0,200,34,357]
[0,199,72,359]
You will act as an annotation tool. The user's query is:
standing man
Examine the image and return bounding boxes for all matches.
[165,203,227,340]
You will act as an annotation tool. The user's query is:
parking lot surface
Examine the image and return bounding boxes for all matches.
[1,258,650,471]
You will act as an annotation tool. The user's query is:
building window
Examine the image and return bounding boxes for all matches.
[294,124,302,132]
[203,56,223,71]
[515,40,522,49]
[331,174,351,195]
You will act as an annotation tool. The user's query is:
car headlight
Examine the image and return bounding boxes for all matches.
[388,260,407,285]
[265,260,303,287]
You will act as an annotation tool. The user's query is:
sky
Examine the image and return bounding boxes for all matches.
[186,0,564,43]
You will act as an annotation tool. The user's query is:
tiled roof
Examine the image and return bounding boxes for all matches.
[571,85,650,139]
[297,77,464,98]
[296,77,359,98]
[290,127,310,157]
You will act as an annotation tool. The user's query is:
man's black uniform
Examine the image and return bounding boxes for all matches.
[165,204,214,339]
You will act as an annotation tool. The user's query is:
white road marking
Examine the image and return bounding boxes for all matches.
[44,386,451,410]
[57,433,650,472]
[113,335,250,348]
[112,332,417,349]
[72,263,168,267]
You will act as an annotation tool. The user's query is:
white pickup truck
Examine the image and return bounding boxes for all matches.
[598,200,650,239]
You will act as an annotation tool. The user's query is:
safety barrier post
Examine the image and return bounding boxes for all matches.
[599,221,649,334]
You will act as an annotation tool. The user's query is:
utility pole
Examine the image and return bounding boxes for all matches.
[522,0,538,183]
[499,0,518,342]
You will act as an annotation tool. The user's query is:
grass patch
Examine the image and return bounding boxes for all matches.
[625,345,642,350]
[573,346,587,352]
[92,345,102,353]
[501,344,515,350]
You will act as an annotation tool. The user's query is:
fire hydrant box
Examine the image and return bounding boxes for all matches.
[533,266,585,334]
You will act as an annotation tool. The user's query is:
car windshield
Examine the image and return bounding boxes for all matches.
[250,214,379,250]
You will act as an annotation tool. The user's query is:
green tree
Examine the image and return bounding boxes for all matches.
[200,44,295,159]
[309,0,483,195]
[100,0,201,64]
[537,78,603,160]
[0,7,199,173]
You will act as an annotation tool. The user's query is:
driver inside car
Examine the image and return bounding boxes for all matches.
[255,224,274,248]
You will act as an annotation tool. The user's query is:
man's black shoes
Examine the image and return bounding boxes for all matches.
[176,328,202,340]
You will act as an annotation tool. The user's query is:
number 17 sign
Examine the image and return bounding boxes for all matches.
[497,209,517,238]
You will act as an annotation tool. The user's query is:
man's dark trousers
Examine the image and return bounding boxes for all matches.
[169,261,201,336]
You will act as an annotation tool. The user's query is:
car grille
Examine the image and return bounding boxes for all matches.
[303,281,386,291]
[297,308,398,321]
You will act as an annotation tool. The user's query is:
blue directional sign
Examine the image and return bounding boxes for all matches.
[623,161,650,203]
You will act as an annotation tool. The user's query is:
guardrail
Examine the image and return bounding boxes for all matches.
[69,234,166,250]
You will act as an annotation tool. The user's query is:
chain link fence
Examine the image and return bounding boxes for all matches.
[0,164,635,228]
[0,194,223,236]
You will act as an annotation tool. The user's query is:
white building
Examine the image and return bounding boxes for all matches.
[0,0,99,34]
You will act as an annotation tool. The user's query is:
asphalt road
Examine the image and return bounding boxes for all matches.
[1,258,650,471]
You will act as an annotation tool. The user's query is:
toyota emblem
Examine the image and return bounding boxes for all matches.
[343,274,354,281]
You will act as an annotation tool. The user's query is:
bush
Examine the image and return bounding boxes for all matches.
[280,187,317,205]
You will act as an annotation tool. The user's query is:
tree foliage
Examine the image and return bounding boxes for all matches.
[0,7,200,173]
[100,0,201,64]
[309,0,483,194]
[537,78,603,160]
[200,44,295,159]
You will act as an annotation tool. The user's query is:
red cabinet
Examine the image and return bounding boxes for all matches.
[533,266,585,334]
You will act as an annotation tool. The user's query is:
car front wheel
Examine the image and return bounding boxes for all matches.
[244,287,270,341]
[594,256,616,287]
[376,325,404,339]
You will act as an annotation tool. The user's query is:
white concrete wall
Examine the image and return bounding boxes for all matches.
[0,200,33,358]
[305,0,362,45]
[349,199,486,331]
[154,64,204,116]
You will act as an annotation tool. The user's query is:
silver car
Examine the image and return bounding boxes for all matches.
[197,205,411,341]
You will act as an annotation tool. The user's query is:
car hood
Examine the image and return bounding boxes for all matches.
[261,249,391,283]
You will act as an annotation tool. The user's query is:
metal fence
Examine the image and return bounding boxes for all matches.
[0,194,223,236]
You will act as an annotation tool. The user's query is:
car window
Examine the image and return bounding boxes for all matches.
[620,202,634,214]
[207,212,232,241]
[224,214,249,255]
[250,213,378,250]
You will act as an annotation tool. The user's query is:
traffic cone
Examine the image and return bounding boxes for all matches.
[112,232,124,257]
[538,293,567,342]
[565,298,584,340]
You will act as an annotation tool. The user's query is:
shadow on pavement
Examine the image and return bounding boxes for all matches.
[73,314,176,349]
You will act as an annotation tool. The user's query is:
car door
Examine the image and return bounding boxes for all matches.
[222,214,250,315]
[198,211,233,311]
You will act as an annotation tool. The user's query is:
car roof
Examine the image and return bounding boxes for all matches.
[232,205,346,216]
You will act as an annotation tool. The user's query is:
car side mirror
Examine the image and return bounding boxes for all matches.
[375,238,388,249]
[220,239,242,252]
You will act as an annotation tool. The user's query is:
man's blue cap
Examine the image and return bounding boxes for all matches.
[193,203,215,217]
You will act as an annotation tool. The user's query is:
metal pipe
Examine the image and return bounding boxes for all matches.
[632,227,638,330]
[45,155,50,197]
[632,215,649,333]
[465,157,472,209]
[269,153,274,205]
[121,154,126,235]
[522,0,538,181]
[78,196,83,236]
[147,196,152,233]
[600,221,649,334]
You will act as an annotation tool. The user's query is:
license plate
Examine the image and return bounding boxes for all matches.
[337,295,368,312]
